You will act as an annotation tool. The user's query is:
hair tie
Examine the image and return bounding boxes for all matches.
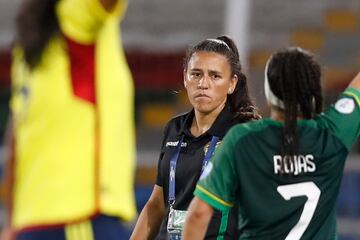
[207,39,231,50]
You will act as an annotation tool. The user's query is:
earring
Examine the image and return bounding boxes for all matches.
[228,89,232,94]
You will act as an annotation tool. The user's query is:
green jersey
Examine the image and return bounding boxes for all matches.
[195,88,360,240]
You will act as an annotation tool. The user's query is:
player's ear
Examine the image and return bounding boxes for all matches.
[184,70,188,88]
[228,74,238,94]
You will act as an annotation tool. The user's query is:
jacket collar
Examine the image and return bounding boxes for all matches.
[180,105,236,138]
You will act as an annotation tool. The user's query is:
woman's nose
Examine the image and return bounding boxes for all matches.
[198,76,209,89]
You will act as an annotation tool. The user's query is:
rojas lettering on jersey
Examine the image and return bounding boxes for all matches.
[273,154,316,175]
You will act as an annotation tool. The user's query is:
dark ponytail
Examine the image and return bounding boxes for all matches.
[184,35,260,123]
[16,0,59,69]
[267,47,322,174]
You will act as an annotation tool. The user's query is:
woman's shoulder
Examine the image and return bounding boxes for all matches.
[161,110,192,136]
[166,111,191,128]
[169,111,189,123]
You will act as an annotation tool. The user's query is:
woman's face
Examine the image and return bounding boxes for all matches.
[184,51,238,114]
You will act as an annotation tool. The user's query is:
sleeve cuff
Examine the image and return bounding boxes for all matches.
[194,185,233,212]
[344,87,360,108]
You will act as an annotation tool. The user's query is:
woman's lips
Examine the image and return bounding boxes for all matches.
[194,93,211,100]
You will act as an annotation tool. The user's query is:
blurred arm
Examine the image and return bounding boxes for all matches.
[100,0,122,12]
[349,72,360,91]
[58,0,127,43]
[130,185,165,240]
[182,197,213,240]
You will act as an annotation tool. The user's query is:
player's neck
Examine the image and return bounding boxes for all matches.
[191,104,224,137]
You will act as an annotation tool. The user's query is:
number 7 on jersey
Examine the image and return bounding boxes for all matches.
[277,182,321,240]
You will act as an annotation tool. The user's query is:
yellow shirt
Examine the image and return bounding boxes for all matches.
[11,0,136,229]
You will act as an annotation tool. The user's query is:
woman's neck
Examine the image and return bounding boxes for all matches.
[190,103,225,137]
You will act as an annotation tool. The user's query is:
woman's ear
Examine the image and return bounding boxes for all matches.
[229,74,238,94]
[183,70,188,88]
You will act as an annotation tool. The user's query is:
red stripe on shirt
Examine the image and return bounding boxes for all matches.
[64,35,100,213]
[65,36,96,104]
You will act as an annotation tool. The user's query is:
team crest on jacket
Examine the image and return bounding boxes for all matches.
[203,140,221,156]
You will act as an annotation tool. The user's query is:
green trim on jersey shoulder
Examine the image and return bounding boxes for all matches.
[216,208,230,240]
[194,185,233,211]
[344,87,360,107]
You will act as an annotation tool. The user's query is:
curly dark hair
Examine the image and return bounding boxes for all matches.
[184,35,261,123]
[15,0,60,69]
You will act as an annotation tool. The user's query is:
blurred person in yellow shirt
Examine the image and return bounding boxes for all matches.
[1,0,136,239]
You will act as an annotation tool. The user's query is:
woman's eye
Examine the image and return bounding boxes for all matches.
[191,73,201,78]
